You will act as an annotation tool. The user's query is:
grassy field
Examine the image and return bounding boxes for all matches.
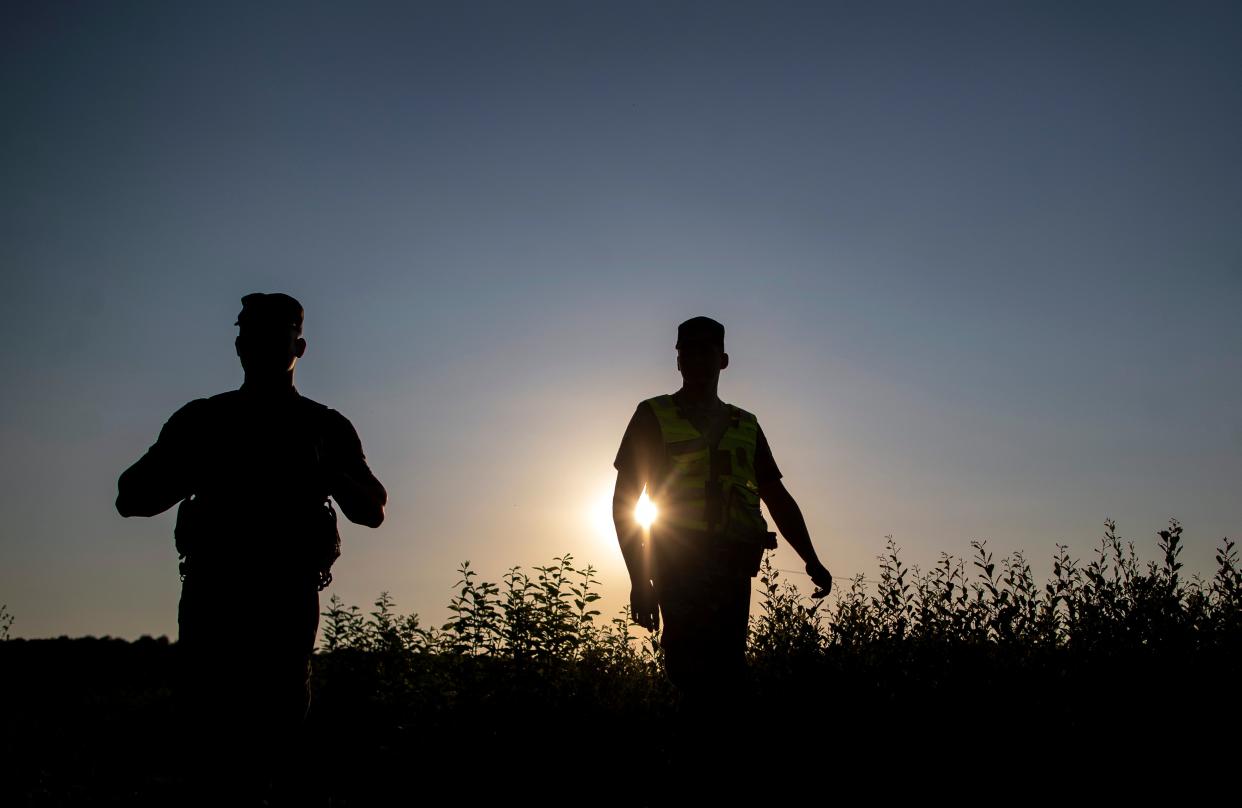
[3,519,1239,804]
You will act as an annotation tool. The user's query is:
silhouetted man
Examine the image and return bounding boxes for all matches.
[116,293,387,803]
[613,317,832,718]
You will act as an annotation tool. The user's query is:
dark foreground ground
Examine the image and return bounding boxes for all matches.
[2,636,1238,806]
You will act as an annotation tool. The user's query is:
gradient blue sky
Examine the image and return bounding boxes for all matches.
[2,1,1239,639]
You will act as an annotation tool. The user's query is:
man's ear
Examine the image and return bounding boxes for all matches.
[720,352,729,370]
[295,337,307,359]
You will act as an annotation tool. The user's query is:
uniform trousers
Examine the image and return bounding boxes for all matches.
[176,571,320,803]
[652,532,755,711]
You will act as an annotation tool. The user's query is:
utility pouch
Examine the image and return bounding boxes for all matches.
[706,462,775,576]
[720,479,771,536]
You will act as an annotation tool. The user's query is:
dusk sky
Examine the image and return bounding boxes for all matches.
[2,1,1239,639]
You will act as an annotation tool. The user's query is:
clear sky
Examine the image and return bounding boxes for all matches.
[2,1,1239,639]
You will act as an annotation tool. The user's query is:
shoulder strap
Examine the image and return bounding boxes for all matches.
[702,405,737,454]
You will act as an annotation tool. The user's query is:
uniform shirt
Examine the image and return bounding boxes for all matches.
[613,396,782,495]
[118,385,379,569]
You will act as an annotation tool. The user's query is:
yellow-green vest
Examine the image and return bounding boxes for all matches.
[645,394,770,544]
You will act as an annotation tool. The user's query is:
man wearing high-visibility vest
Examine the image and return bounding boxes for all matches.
[612,316,833,712]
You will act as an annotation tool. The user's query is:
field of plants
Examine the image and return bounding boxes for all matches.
[3,518,1239,804]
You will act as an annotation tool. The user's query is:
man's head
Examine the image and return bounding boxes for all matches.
[675,316,728,385]
[234,292,306,378]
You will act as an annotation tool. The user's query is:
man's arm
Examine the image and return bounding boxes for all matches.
[333,467,387,528]
[612,404,660,630]
[116,404,199,518]
[758,481,832,596]
[324,412,386,528]
[612,469,647,585]
[613,468,659,631]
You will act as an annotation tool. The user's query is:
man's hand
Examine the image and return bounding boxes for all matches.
[629,579,660,631]
[759,480,833,599]
[806,559,833,599]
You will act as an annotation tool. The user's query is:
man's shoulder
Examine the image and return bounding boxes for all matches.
[151,394,234,443]
[170,390,246,420]
[294,394,359,436]
[183,389,247,409]
[726,402,758,423]
[167,394,225,422]
[638,393,676,411]
[294,393,344,418]
[618,397,668,440]
[633,395,679,426]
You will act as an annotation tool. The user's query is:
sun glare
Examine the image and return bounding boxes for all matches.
[634,489,657,531]
[590,483,657,542]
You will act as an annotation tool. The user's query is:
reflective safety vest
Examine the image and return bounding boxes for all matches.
[645,394,771,545]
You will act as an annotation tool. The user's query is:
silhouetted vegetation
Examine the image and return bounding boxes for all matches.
[313,519,1240,667]
[4,520,1239,804]
[305,519,1239,798]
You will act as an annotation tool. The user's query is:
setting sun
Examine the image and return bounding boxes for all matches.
[635,489,657,530]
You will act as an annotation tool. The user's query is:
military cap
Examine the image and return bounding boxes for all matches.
[236,293,304,335]
[676,316,725,349]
